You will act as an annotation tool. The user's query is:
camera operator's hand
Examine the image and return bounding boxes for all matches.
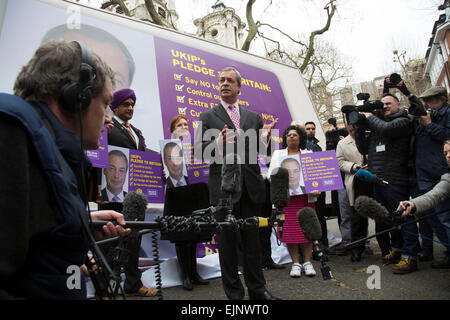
[418,112,432,126]
[397,80,412,97]
[383,77,391,94]
[361,112,374,118]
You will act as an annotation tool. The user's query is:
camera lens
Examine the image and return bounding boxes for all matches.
[390,73,402,85]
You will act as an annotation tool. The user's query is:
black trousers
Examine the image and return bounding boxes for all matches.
[216,182,266,300]
[259,179,273,265]
[99,202,143,293]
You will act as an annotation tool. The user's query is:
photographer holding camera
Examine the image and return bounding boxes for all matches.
[353,89,418,273]
[397,80,450,269]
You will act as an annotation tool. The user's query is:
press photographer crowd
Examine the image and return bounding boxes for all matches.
[0,37,449,301]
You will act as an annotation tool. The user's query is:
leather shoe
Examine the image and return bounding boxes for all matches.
[392,258,418,274]
[182,277,193,290]
[249,290,280,300]
[192,272,209,285]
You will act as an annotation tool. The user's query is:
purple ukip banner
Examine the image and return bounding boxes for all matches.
[154,37,292,176]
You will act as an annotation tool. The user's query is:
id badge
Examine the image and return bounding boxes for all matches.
[376,144,386,152]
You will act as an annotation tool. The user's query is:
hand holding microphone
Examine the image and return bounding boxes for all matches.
[397,201,414,217]
[354,195,410,224]
[90,210,131,240]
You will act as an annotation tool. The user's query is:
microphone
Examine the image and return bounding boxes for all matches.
[354,195,407,224]
[221,153,241,195]
[270,167,290,211]
[297,207,332,280]
[122,191,148,221]
[355,169,389,187]
[296,207,322,241]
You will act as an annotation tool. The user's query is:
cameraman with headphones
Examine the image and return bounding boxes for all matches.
[354,90,417,273]
[0,41,129,299]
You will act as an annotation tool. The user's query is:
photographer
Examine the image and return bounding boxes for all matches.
[354,92,418,273]
[402,84,450,269]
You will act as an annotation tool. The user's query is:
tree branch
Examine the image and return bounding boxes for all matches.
[299,0,336,73]
[144,0,165,27]
[241,0,259,52]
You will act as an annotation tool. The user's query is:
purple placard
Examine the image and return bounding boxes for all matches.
[128,149,165,203]
[154,37,290,146]
[182,139,210,184]
[86,125,109,168]
[196,234,218,258]
[300,150,344,193]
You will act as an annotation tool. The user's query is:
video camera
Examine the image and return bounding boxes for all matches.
[341,93,384,126]
[325,117,348,150]
[385,73,427,117]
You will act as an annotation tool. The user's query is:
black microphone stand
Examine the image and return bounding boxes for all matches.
[344,206,450,250]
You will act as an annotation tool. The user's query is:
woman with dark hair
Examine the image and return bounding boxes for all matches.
[268,125,320,278]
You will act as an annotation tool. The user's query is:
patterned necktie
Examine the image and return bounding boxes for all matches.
[111,195,120,202]
[176,180,185,187]
[228,104,240,133]
[123,122,137,147]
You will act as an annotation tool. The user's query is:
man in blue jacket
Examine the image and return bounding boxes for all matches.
[0,40,128,299]
[410,86,450,269]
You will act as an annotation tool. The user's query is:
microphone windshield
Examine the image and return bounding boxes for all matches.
[354,195,390,223]
[221,153,241,195]
[296,207,322,241]
[122,191,148,221]
[270,167,290,210]
[355,169,374,183]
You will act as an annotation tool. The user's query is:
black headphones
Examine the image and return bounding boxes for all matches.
[59,40,96,113]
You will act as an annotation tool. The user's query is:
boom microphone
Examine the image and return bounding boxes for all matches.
[270,167,290,210]
[221,153,241,195]
[122,191,148,221]
[355,169,389,187]
[354,195,395,224]
[297,207,332,280]
[296,207,323,241]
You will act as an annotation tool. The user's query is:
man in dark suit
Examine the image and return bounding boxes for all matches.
[194,67,279,300]
[99,88,156,297]
[109,88,147,151]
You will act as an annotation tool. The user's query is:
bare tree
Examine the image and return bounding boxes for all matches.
[241,0,337,74]
[101,0,177,29]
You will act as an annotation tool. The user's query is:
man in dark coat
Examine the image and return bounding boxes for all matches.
[194,67,279,300]
[355,93,418,273]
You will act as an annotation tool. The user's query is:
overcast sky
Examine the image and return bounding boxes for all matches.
[81,0,443,83]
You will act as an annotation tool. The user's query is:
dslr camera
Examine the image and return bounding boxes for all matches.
[341,93,384,126]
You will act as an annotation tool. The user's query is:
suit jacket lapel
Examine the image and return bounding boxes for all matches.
[239,106,249,130]
[214,103,235,129]
[113,118,137,147]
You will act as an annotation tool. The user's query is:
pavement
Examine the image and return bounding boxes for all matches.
[121,217,450,302]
